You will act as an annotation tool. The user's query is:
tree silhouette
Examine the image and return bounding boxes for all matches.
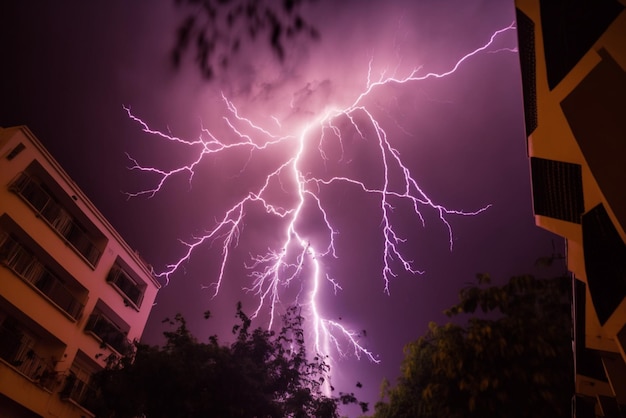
[88,303,366,417]
[372,274,573,418]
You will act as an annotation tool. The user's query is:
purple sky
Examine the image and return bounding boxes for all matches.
[1,1,562,413]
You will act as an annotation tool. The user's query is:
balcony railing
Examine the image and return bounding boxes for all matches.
[85,313,130,355]
[0,323,57,390]
[10,172,101,266]
[107,265,145,308]
[0,233,84,320]
[60,372,98,409]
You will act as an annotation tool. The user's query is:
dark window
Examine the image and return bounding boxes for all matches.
[0,231,85,320]
[6,143,25,160]
[84,312,130,355]
[60,371,97,407]
[540,0,623,89]
[597,395,620,417]
[515,8,537,136]
[0,317,22,364]
[530,157,584,223]
[0,317,57,390]
[561,49,626,228]
[106,264,146,308]
[573,395,597,418]
[573,279,608,380]
[60,356,98,410]
[10,172,102,266]
[582,204,626,325]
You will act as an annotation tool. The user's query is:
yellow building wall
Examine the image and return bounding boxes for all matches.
[516,0,626,411]
[0,126,160,418]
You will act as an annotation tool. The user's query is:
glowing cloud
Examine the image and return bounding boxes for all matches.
[125,22,517,367]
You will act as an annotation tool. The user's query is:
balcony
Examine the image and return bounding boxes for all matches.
[0,233,85,320]
[60,371,98,410]
[85,313,130,355]
[107,265,145,309]
[0,323,57,391]
[10,172,101,266]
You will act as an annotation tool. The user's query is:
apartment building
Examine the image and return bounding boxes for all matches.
[0,126,160,417]
[515,0,626,416]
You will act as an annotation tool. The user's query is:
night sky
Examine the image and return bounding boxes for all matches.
[1,1,562,414]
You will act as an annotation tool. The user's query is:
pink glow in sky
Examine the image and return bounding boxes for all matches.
[122,21,516,373]
[0,0,562,413]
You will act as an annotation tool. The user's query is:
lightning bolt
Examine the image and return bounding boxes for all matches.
[125,22,517,370]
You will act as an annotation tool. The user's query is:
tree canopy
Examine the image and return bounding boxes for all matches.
[371,274,573,418]
[89,304,366,418]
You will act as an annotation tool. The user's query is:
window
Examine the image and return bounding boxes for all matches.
[582,204,626,325]
[9,171,102,266]
[515,8,537,136]
[0,231,85,320]
[6,143,25,161]
[561,49,626,226]
[0,316,57,390]
[106,264,146,308]
[574,395,597,418]
[84,311,130,355]
[540,0,623,89]
[60,355,98,410]
[530,157,584,223]
[573,279,608,381]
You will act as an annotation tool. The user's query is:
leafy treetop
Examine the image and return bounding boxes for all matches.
[371,274,573,418]
[89,303,366,418]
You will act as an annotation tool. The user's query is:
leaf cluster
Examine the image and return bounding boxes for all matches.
[89,303,364,417]
[372,274,573,418]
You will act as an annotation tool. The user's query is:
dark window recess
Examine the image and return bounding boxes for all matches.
[582,204,626,325]
[573,395,597,418]
[0,232,84,320]
[574,280,609,381]
[539,0,623,90]
[515,8,538,136]
[597,395,621,418]
[106,265,145,308]
[0,318,56,390]
[84,313,130,355]
[60,371,97,407]
[9,172,101,266]
[530,157,584,223]
[561,49,626,228]
[6,143,25,160]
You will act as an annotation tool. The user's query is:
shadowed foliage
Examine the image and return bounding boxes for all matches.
[172,0,320,79]
[88,303,366,417]
[372,274,573,418]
